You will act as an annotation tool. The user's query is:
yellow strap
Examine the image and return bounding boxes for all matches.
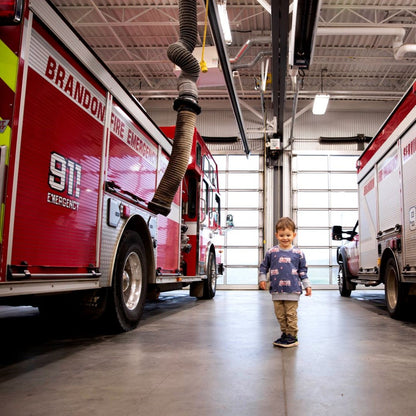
[200,0,210,72]
[0,39,18,92]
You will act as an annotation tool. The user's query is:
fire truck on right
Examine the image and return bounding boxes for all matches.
[332,80,416,319]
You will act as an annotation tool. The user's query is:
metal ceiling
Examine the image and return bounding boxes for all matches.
[50,0,416,127]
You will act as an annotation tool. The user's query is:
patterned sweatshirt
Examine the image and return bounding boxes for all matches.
[259,245,311,301]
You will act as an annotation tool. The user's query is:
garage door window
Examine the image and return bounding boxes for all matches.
[292,154,359,286]
[213,154,263,287]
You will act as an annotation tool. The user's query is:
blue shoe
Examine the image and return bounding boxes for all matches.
[273,333,288,346]
[275,334,298,348]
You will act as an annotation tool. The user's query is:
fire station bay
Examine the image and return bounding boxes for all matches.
[2,1,416,415]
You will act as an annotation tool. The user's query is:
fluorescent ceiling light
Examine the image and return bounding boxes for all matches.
[217,1,232,45]
[256,0,271,14]
[312,94,330,115]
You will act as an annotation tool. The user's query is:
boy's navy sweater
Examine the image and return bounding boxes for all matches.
[259,245,311,301]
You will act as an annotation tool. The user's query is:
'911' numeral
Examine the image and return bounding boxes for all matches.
[49,152,81,198]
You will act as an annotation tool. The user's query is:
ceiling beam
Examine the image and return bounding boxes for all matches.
[271,0,289,136]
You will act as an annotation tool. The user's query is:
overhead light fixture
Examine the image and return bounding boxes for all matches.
[312,69,330,115]
[312,94,330,115]
[217,0,232,45]
[256,0,271,14]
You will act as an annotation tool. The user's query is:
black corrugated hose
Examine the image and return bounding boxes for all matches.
[148,0,201,216]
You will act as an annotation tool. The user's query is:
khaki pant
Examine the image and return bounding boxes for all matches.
[273,300,299,337]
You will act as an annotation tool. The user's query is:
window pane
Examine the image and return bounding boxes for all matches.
[329,155,358,171]
[226,267,258,284]
[214,155,227,170]
[303,248,330,265]
[229,155,259,171]
[223,210,259,227]
[331,266,339,284]
[330,173,357,190]
[330,211,358,228]
[218,173,226,190]
[307,267,331,284]
[228,191,260,208]
[297,211,329,227]
[227,248,259,265]
[228,173,259,189]
[297,192,329,208]
[330,191,358,208]
[295,173,328,190]
[294,155,328,171]
[297,229,329,246]
[227,229,259,246]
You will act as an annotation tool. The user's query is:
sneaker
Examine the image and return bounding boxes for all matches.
[273,333,288,346]
[275,334,298,348]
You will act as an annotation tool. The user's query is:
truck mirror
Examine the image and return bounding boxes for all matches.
[226,214,234,228]
[332,225,343,240]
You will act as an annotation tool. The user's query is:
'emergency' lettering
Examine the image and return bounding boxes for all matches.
[378,155,398,182]
[127,129,151,159]
[403,137,416,163]
[363,177,375,196]
[47,192,79,211]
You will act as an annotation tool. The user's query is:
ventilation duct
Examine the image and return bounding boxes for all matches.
[148,0,200,216]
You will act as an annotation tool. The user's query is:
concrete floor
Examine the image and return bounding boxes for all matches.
[1,289,416,416]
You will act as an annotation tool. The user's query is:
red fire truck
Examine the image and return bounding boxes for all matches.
[0,1,224,331]
[332,79,416,318]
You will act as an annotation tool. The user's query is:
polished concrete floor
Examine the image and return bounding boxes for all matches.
[1,289,416,416]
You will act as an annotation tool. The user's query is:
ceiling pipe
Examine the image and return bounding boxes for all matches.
[232,51,272,70]
[394,43,416,60]
[229,37,271,65]
[316,26,416,60]
[316,26,406,42]
[231,26,411,71]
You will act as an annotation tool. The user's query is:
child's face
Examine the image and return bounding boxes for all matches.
[275,227,296,249]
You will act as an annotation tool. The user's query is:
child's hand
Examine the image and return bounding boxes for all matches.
[305,287,312,296]
[259,281,266,290]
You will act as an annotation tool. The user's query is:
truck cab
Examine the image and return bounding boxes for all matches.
[332,222,360,297]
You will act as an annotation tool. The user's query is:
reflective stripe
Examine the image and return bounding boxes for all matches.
[0,39,18,92]
[0,39,18,243]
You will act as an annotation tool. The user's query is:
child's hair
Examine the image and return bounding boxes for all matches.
[276,217,296,232]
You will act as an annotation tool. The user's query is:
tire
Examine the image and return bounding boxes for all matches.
[201,251,217,299]
[338,261,352,297]
[107,231,148,332]
[384,257,408,319]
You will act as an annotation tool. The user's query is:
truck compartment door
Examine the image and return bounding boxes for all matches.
[401,122,416,268]
[358,169,378,269]
[9,22,105,275]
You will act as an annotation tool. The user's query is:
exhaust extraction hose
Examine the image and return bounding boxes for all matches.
[148,0,201,216]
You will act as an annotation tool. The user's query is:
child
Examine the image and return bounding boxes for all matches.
[259,217,312,348]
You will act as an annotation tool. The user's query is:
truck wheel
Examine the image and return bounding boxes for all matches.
[108,231,148,332]
[385,257,407,319]
[338,261,352,297]
[201,251,217,299]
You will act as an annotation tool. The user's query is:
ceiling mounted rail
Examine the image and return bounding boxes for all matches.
[206,0,250,155]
